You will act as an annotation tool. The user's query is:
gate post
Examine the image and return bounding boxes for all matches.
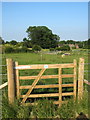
[6,59,15,104]
[78,58,84,100]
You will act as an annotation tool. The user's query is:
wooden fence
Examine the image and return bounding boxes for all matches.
[1,57,89,106]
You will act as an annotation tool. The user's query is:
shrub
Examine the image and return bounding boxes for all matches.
[32,45,41,52]
[72,46,76,49]
[55,45,70,51]
[4,46,15,53]
[49,48,55,51]
[60,45,70,51]
[18,46,28,53]
[55,47,61,51]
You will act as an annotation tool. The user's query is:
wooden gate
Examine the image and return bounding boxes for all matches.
[6,59,77,106]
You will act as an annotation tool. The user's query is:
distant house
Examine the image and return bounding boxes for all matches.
[75,44,79,49]
[58,43,79,49]
[68,44,79,49]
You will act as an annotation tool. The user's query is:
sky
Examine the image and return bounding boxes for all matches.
[2,2,88,42]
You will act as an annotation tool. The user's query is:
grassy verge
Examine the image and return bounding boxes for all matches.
[2,50,89,119]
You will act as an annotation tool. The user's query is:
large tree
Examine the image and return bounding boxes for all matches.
[23,38,32,48]
[10,40,17,45]
[26,26,60,48]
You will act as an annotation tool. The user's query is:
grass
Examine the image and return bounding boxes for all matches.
[2,90,88,119]
[2,49,89,119]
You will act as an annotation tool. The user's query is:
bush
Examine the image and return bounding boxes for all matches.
[49,48,55,51]
[72,46,76,49]
[32,45,41,52]
[17,46,28,53]
[55,47,61,51]
[60,45,70,51]
[4,46,15,53]
[55,45,70,51]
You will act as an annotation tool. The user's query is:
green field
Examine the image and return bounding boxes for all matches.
[3,50,88,80]
[2,50,89,119]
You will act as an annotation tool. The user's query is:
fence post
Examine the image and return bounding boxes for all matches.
[6,59,15,104]
[73,59,77,100]
[78,58,84,100]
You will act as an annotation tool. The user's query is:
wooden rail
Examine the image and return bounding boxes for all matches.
[15,63,74,70]
[0,82,8,89]
[19,84,74,89]
[84,79,90,85]
[19,74,74,80]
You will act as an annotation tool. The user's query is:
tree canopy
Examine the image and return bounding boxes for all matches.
[26,26,60,49]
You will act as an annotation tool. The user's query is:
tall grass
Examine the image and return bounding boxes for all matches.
[2,50,89,119]
[2,88,88,119]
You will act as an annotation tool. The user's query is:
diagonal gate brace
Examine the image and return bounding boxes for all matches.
[22,69,46,103]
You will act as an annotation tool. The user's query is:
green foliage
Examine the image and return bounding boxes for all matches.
[55,47,61,51]
[72,46,76,49]
[4,46,15,53]
[2,96,32,119]
[3,45,32,53]
[2,96,17,118]
[67,40,75,44]
[49,48,55,51]
[16,46,28,53]
[76,87,88,114]
[23,38,32,48]
[57,100,76,119]
[9,40,17,45]
[32,45,42,51]
[60,45,70,51]
[32,99,56,118]
[26,26,60,48]
[55,45,70,51]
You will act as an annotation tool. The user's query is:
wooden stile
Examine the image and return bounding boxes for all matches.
[78,58,84,100]
[6,59,15,104]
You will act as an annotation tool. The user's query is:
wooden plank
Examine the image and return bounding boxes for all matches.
[78,58,84,100]
[21,92,74,98]
[19,84,74,89]
[15,63,74,70]
[0,82,8,89]
[6,59,15,104]
[19,75,58,80]
[84,79,90,85]
[22,69,46,103]
[15,62,20,99]
[19,74,74,80]
[58,67,62,106]
[73,59,77,100]
[21,93,59,98]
